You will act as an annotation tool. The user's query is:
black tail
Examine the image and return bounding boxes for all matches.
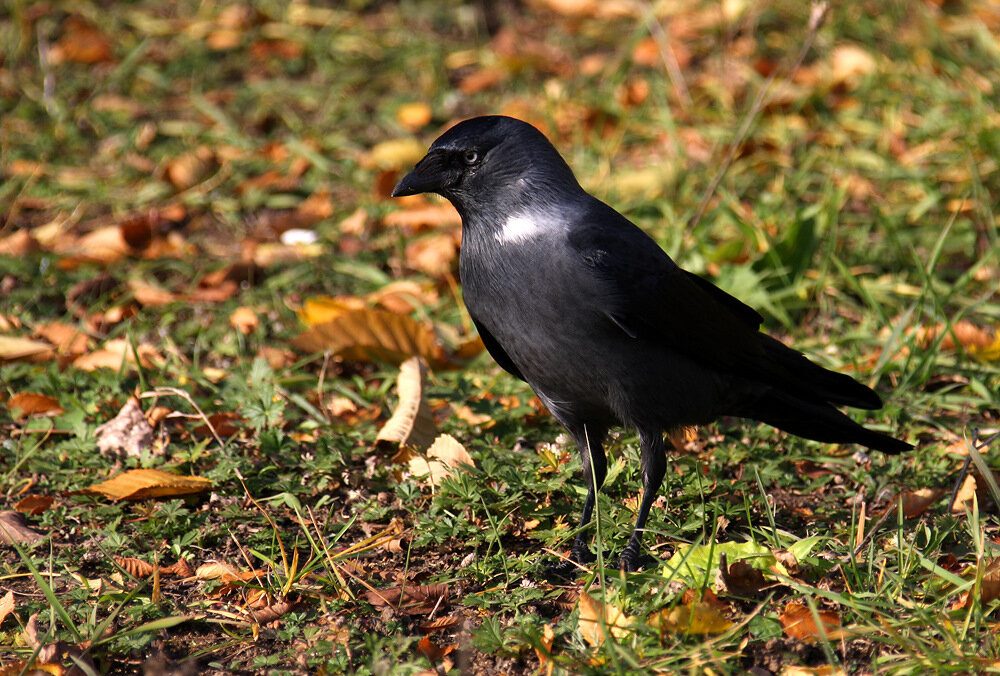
[743,389,911,454]
[738,335,911,454]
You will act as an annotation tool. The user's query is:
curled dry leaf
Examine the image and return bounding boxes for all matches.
[419,615,461,634]
[95,396,155,458]
[407,434,475,487]
[779,601,843,642]
[718,553,767,598]
[248,596,299,624]
[0,511,45,545]
[74,468,212,501]
[416,635,455,663]
[196,562,265,582]
[376,357,438,451]
[114,556,155,578]
[14,495,54,516]
[953,558,1000,609]
[8,392,63,419]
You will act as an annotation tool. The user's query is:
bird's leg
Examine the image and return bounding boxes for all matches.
[571,425,607,565]
[619,428,666,572]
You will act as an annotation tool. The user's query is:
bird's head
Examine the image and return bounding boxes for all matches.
[391,116,581,216]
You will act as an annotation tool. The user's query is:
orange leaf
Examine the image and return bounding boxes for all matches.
[779,602,842,641]
[384,204,461,231]
[35,322,89,356]
[14,495,54,516]
[0,335,54,362]
[50,16,114,64]
[396,103,433,132]
[74,469,212,501]
[229,306,259,335]
[578,592,630,647]
[8,393,63,419]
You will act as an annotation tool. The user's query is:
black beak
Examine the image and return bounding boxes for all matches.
[391,153,440,197]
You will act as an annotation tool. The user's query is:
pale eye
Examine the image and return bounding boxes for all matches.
[462,150,479,165]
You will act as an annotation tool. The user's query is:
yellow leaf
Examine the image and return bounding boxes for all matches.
[377,357,437,450]
[577,592,630,648]
[366,137,427,170]
[396,102,432,132]
[649,599,733,635]
[75,469,212,501]
[297,296,366,327]
[408,434,475,486]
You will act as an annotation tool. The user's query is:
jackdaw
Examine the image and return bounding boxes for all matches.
[392,115,910,572]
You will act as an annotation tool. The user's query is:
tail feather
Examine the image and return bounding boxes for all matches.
[757,334,882,410]
[744,388,911,454]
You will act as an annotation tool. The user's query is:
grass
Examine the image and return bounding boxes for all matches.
[1,0,999,673]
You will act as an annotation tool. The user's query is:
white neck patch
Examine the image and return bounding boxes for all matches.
[495,215,544,246]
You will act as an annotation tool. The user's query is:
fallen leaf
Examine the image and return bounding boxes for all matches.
[718,555,767,598]
[95,396,155,458]
[129,279,179,306]
[407,434,475,486]
[384,203,462,230]
[366,137,427,170]
[0,335,55,362]
[830,44,875,88]
[419,615,462,634]
[35,321,90,356]
[782,666,847,676]
[14,495,54,516]
[376,357,438,451]
[365,583,449,615]
[8,392,63,419]
[396,102,433,132]
[291,308,453,368]
[649,597,733,635]
[75,468,212,501]
[0,511,45,545]
[50,16,114,64]
[458,66,507,94]
[298,295,367,326]
[196,562,265,582]
[915,321,1000,360]
[0,590,14,627]
[952,474,978,513]
[404,232,459,278]
[779,602,842,642]
[577,591,630,648]
[0,229,40,256]
[229,306,259,334]
[165,147,217,191]
[248,596,299,624]
[898,488,944,518]
[72,338,163,371]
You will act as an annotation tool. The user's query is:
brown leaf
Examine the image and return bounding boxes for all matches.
[248,597,299,624]
[35,321,90,356]
[50,16,114,64]
[458,66,507,94]
[376,357,438,451]
[418,615,461,634]
[779,601,842,642]
[14,495,54,516]
[405,232,459,278]
[0,590,14,628]
[0,335,55,362]
[898,488,945,518]
[114,556,155,578]
[0,511,45,545]
[229,306,259,335]
[384,203,462,231]
[74,468,212,501]
[0,229,41,256]
[196,562,264,582]
[129,279,179,307]
[364,583,449,615]
[95,396,154,458]
[915,321,1000,360]
[951,474,979,513]
[407,434,475,486]
[162,558,194,578]
[291,308,450,368]
[397,102,433,132]
[8,392,63,419]
[73,338,164,371]
[719,555,767,598]
[368,280,439,314]
[165,147,217,191]
[416,635,455,662]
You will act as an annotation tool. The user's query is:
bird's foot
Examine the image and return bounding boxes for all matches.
[542,545,601,580]
[616,545,656,572]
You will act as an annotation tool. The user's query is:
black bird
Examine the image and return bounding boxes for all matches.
[392,115,910,572]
